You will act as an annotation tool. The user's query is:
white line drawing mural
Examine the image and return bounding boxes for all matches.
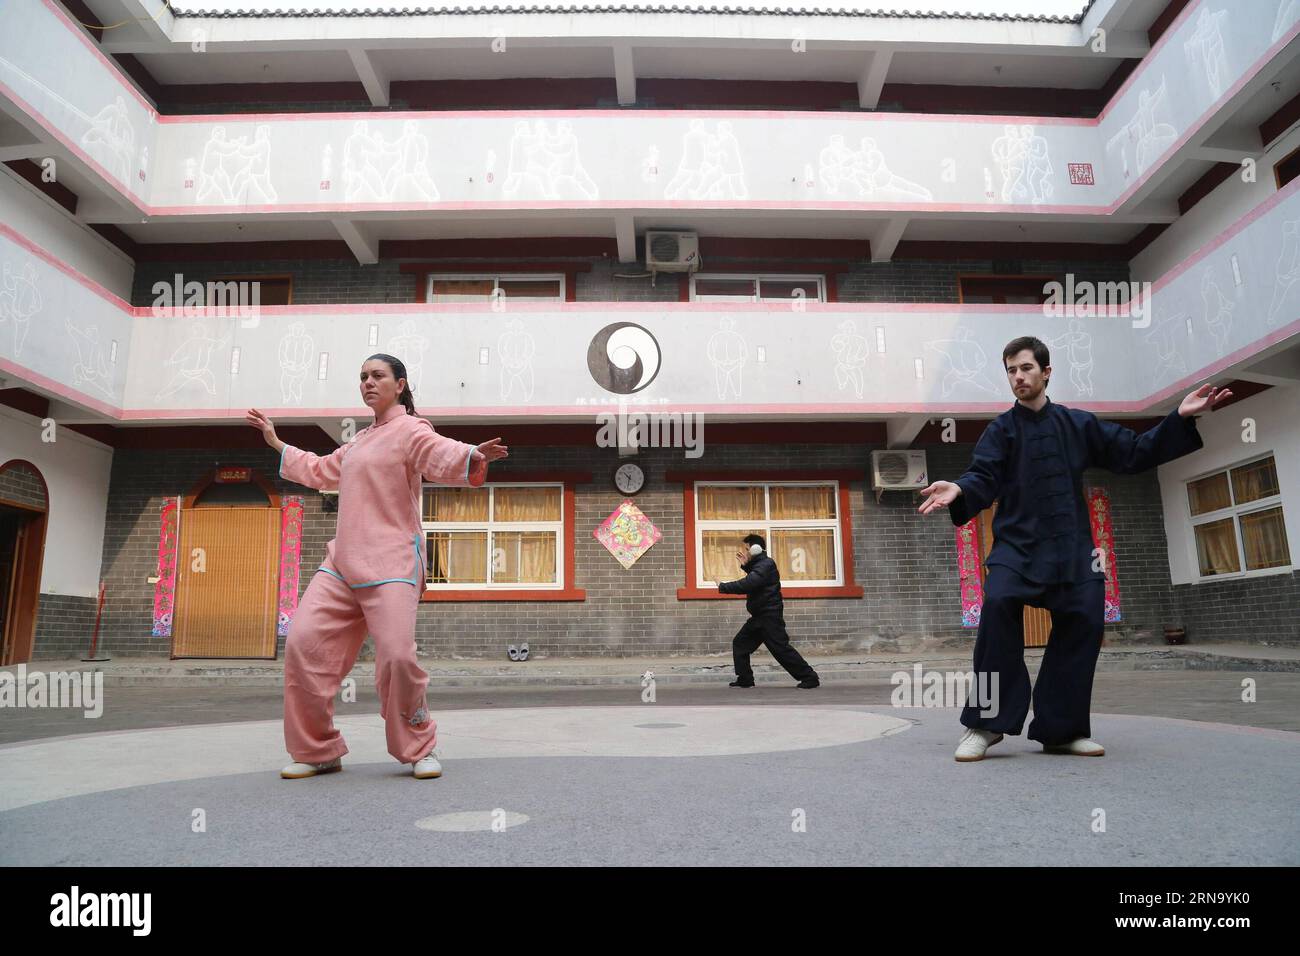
[924,328,1001,397]
[1106,77,1178,180]
[991,125,1054,204]
[819,135,933,201]
[1199,268,1234,353]
[1274,0,1299,42]
[1184,7,1230,100]
[498,319,536,402]
[706,316,748,399]
[0,261,40,359]
[665,120,748,200]
[155,322,229,400]
[1142,311,1189,380]
[65,317,114,399]
[342,121,440,202]
[388,320,429,396]
[1266,219,1300,327]
[79,96,135,184]
[1046,319,1095,398]
[831,319,870,398]
[500,120,598,201]
[277,322,314,405]
[0,56,144,190]
[195,126,277,204]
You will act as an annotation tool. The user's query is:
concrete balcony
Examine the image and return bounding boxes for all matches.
[3,169,1300,424]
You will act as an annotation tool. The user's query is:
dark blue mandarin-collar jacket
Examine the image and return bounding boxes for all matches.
[949,396,1204,585]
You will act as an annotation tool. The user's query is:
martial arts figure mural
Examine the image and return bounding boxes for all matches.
[919,336,1227,761]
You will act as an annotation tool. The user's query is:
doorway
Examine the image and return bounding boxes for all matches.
[0,461,49,666]
[170,470,282,659]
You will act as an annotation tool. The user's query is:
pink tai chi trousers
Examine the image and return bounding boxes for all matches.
[283,570,435,765]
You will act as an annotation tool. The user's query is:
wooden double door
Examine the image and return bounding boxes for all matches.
[170,506,281,659]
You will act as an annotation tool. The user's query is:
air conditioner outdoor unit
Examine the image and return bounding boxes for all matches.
[871,449,929,501]
[645,230,701,281]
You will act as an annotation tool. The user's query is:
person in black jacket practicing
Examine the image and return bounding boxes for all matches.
[718,534,820,689]
[919,336,1227,762]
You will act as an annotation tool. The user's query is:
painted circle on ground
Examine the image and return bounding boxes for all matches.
[416,810,529,832]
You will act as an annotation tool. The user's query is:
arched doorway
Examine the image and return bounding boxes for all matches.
[170,469,282,659]
[0,460,49,666]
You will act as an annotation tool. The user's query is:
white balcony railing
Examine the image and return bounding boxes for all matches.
[3,172,1300,421]
[1,0,1297,218]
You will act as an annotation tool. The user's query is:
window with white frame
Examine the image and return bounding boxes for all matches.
[427,274,565,303]
[695,481,842,587]
[422,484,563,589]
[1186,455,1291,579]
[690,274,825,303]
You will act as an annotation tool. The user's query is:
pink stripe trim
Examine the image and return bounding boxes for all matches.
[0,80,149,213]
[36,0,157,116]
[144,200,1113,216]
[0,222,133,309]
[0,356,121,419]
[1152,166,1300,293]
[160,106,1095,126]
[1110,16,1300,210]
[1096,0,1204,122]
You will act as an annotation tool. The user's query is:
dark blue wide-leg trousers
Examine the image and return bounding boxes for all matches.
[960,565,1106,745]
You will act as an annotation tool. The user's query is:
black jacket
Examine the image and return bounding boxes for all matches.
[949,398,1203,584]
[718,553,784,617]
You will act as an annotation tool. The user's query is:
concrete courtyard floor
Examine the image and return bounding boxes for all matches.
[2,671,1298,866]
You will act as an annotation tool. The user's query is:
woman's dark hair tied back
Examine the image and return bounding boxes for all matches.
[366,353,416,415]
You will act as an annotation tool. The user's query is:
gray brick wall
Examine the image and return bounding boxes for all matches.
[0,463,47,509]
[130,257,1130,309]
[32,594,100,659]
[36,436,1183,660]
[1171,572,1300,646]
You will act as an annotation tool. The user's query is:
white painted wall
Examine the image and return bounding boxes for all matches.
[1158,385,1300,586]
[0,407,113,599]
[1131,121,1300,281]
[0,168,134,301]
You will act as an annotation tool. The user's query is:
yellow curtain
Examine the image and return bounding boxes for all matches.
[1187,473,1231,516]
[493,531,557,584]
[770,485,835,519]
[1241,507,1291,570]
[1195,519,1240,576]
[701,530,764,583]
[699,486,764,521]
[430,532,488,584]
[1232,460,1280,505]
[494,486,561,522]
[772,529,836,580]
[424,487,489,522]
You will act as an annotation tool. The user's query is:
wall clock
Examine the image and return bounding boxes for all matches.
[613,462,645,495]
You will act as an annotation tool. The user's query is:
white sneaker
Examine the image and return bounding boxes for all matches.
[413,749,443,779]
[280,756,342,779]
[954,728,1004,762]
[1044,737,1105,756]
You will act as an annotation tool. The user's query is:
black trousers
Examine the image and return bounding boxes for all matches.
[960,564,1105,745]
[733,614,817,683]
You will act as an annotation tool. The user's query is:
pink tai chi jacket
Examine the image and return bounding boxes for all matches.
[279,402,487,587]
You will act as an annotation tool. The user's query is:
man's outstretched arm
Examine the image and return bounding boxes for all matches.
[919,420,1010,526]
[1087,384,1226,474]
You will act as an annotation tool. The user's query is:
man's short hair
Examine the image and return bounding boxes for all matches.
[1002,336,1050,372]
[743,533,766,552]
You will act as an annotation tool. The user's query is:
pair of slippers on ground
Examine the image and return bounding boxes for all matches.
[507,643,530,661]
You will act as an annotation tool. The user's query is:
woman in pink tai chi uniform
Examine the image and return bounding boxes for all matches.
[246,353,508,780]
